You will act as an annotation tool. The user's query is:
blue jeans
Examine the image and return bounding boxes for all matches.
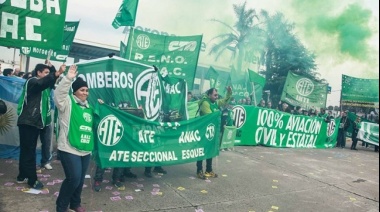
[56,151,90,212]
[40,125,52,166]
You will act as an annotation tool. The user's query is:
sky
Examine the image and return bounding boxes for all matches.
[1,0,379,107]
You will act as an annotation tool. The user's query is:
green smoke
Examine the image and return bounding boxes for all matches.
[314,3,372,60]
[291,1,374,61]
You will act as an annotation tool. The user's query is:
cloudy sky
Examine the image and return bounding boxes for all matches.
[1,0,379,106]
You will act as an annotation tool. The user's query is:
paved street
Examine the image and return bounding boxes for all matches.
[0,140,379,212]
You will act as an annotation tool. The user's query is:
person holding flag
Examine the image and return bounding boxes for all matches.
[196,86,232,179]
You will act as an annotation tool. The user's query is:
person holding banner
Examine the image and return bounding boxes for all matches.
[351,117,361,151]
[196,86,232,179]
[16,62,65,189]
[337,111,350,148]
[54,65,94,212]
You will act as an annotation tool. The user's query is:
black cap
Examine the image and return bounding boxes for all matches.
[72,77,88,93]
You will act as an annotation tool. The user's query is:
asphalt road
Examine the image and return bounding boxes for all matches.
[0,140,379,212]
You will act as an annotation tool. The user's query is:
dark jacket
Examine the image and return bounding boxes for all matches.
[339,116,350,131]
[352,121,360,138]
[17,66,57,129]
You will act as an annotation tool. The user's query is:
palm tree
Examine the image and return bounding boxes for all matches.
[208,2,266,73]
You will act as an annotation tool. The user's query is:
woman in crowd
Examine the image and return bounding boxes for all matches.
[54,64,94,212]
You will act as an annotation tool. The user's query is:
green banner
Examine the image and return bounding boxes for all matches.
[231,72,251,101]
[76,57,188,122]
[20,21,79,62]
[0,0,67,50]
[216,72,231,95]
[357,122,379,146]
[206,66,219,88]
[341,75,379,108]
[221,126,237,149]
[125,28,203,90]
[232,106,340,148]
[94,104,221,168]
[281,72,328,109]
[120,41,127,58]
[187,101,198,119]
[248,69,266,86]
[112,0,139,29]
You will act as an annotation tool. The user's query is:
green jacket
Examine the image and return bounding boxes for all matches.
[198,90,232,116]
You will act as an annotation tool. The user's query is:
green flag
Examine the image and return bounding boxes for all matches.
[94,104,221,168]
[20,21,79,62]
[341,75,379,108]
[125,28,203,90]
[221,126,237,149]
[75,57,188,121]
[248,69,266,86]
[248,69,266,105]
[230,72,251,102]
[187,101,199,119]
[206,66,219,88]
[120,41,127,58]
[112,0,139,29]
[217,73,231,95]
[281,71,328,109]
[0,0,68,50]
[357,122,379,146]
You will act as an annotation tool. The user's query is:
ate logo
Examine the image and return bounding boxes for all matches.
[232,106,246,129]
[327,120,336,137]
[97,115,124,147]
[227,130,233,139]
[83,112,92,123]
[205,124,216,141]
[296,78,314,96]
[134,68,162,121]
[21,47,31,55]
[136,34,150,50]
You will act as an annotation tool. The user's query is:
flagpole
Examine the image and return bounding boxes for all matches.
[128,27,135,60]
[19,53,23,71]
[251,81,257,106]
[340,75,343,113]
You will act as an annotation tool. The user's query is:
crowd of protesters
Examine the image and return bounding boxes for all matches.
[2,62,379,211]
[0,64,33,79]
[189,91,379,153]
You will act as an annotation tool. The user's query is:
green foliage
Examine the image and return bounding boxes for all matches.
[208,2,265,72]
[209,2,320,108]
[261,12,318,107]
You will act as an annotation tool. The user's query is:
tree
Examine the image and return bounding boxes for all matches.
[260,12,318,108]
[208,1,266,73]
